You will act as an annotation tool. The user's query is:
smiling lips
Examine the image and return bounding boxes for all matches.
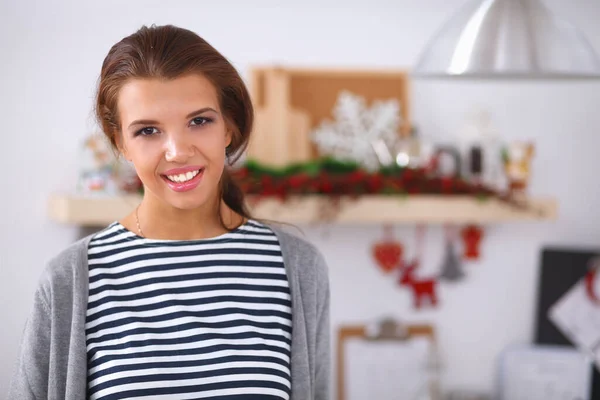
[162,166,205,192]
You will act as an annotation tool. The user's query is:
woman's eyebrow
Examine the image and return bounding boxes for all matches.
[128,107,219,129]
[128,118,159,129]
[185,107,218,119]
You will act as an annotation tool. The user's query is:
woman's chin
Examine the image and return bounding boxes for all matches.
[156,186,217,211]
[163,195,210,211]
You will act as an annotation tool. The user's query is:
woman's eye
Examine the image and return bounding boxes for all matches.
[136,127,158,136]
[190,117,212,126]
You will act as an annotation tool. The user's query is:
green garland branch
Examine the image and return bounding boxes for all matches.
[233,157,499,199]
[231,158,548,218]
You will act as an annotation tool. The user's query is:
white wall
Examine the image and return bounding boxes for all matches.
[1,0,600,396]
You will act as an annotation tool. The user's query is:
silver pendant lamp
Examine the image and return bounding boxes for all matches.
[413,0,600,79]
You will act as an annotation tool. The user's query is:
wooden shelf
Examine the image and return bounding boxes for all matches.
[48,193,558,226]
[48,194,143,226]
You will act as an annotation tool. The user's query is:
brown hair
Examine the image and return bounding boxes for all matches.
[95,24,252,228]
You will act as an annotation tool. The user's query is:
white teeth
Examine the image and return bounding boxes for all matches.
[167,169,200,183]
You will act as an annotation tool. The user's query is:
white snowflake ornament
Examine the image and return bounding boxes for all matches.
[311,90,402,171]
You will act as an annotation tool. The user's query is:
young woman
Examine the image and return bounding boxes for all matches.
[9,25,330,400]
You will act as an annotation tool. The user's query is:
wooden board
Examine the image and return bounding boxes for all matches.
[247,67,411,167]
[337,323,438,400]
[285,68,411,135]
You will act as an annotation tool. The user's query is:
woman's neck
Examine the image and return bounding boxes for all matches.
[123,192,244,241]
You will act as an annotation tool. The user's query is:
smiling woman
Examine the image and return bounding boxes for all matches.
[8,25,330,400]
[115,75,235,229]
[97,27,253,239]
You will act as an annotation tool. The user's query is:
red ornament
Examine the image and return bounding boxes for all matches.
[461,225,484,260]
[260,175,273,192]
[441,177,453,193]
[235,167,249,179]
[372,226,403,274]
[398,259,438,309]
[585,270,600,304]
[366,174,384,193]
[288,173,310,189]
[347,170,366,184]
[585,257,600,305]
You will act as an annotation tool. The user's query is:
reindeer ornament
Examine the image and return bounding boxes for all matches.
[503,142,534,198]
[398,258,439,309]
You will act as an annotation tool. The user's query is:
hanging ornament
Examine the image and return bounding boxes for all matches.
[439,225,465,282]
[461,224,484,260]
[398,225,439,309]
[372,225,403,274]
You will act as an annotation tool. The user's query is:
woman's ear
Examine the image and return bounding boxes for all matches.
[225,130,233,148]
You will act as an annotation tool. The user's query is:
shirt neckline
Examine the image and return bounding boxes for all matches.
[112,219,256,244]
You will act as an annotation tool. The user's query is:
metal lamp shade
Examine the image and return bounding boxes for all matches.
[413,0,600,79]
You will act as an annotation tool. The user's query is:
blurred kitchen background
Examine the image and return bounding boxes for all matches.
[2,1,600,399]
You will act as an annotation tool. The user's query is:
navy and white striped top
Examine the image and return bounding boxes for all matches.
[85,220,292,400]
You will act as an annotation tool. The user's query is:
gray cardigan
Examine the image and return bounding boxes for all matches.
[8,226,330,400]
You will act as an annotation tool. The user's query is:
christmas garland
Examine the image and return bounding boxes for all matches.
[232,158,500,199]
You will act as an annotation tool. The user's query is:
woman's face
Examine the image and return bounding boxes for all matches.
[117,74,231,211]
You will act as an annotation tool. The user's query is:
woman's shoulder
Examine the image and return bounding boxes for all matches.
[269,225,321,256]
[264,223,329,278]
[36,234,94,297]
[44,222,119,278]
[49,235,93,266]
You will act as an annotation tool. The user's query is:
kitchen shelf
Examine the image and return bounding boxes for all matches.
[47,193,558,226]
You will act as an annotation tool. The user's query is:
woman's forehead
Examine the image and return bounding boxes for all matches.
[118,75,220,124]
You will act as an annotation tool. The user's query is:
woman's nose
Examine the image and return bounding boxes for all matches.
[164,132,194,163]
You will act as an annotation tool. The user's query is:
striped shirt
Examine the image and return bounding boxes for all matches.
[85,220,292,400]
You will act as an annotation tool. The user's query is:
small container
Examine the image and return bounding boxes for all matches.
[393,127,434,169]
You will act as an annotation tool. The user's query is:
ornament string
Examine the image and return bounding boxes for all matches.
[383,224,394,241]
[415,224,426,263]
[444,224,458,245]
